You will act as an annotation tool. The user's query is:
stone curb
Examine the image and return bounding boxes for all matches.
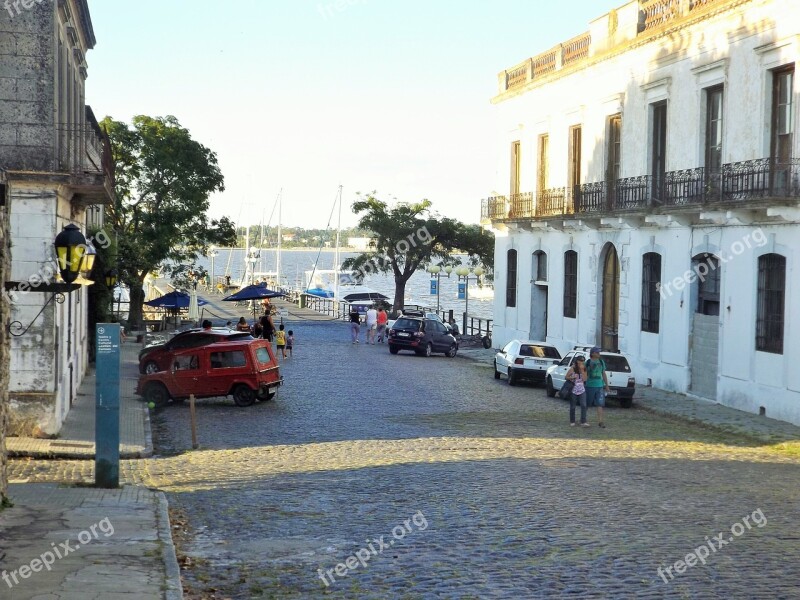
[156,491,184,600]
[6,442,150,460]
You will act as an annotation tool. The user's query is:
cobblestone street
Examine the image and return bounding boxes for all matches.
[9,321,800,599]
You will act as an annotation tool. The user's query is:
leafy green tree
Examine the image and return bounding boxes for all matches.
[342,195,494,311]
[101,115,236,329]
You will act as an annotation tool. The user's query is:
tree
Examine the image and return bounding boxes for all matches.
[101,116,236,329]
[342,194,495,311]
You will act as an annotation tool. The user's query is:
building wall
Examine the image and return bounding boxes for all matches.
[487,0,800,425]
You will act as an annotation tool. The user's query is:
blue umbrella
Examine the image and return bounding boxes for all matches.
[222,283,286,302]
[145,290,209,309]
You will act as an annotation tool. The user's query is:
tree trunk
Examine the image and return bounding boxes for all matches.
[127,274,147,332]
[0,205,10,504]
[393,277,407,313]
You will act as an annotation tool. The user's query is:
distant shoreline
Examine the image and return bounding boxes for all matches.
[219,247,361,252]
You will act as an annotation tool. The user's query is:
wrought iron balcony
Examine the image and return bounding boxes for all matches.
[482,158,800,225]
[57,123,112,179]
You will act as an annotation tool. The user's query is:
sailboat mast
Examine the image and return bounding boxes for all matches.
[277,188,283,289]
[334,185,342,298]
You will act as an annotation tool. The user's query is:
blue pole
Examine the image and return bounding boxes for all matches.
[95,323,120,488]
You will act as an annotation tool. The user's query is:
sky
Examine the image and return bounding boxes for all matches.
[86,0,620,229]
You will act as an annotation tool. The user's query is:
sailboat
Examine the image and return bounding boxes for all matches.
[304,186,388,307]
[251,190,284,290]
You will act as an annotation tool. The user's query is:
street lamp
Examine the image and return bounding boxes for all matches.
[426,264,442,312]
[456,265,485,336]
[54,223,88,284]
[208,246,219,293]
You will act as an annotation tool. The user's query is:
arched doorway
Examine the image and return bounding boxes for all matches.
[601,244,620,350]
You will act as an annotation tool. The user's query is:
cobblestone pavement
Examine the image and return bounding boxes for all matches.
[8,321,800,599]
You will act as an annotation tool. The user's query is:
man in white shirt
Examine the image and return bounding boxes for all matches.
[365,306,378,345]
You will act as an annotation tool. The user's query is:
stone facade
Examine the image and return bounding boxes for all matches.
[484,0,800,425]
[0,0,112,434]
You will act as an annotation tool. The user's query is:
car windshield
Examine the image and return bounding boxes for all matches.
[393,318,421,331]
[600,354,631,372]
[520,345,560,359]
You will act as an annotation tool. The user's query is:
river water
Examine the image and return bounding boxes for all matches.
[193,249,494,320]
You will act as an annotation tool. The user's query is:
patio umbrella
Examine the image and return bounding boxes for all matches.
[187,288,200,322]
[222,283,286,302]
[145,290,209,309]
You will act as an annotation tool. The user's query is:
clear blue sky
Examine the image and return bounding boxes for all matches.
[86,0,619,229]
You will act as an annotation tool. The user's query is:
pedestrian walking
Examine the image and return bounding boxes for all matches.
[566,355,589,427]
[286,330,294,357]
[349,307,361,344]
[365,305,378,344]
[275,324,287,359]
[260,310,275,342]
[376,306,389,342]
[585,347,610,428]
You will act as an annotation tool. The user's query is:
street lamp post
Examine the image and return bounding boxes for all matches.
[426,264,442,312]
[455,265,485,336]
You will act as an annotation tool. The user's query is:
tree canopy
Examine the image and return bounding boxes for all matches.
[342,194,494,310]
[102,115,236,327]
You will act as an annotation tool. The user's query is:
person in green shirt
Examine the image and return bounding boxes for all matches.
[584,347,610,428]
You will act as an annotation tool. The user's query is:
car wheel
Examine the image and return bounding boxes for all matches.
[508,368,518,386]
[143,361,159,375]
[620,397,633,409]
[389,347,400,355]
[424,343,433,358]
[494,361,501,379]
[446,343,458,358]
[144,383,169,407]
[546,377,556,397]
[232,384,256,407]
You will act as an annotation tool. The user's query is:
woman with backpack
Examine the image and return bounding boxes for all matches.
[585,347,610,428]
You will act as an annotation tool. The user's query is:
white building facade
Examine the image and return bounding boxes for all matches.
[484,0,800,425]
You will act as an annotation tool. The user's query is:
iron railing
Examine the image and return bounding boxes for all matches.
[536,187,568,217]
[663,167,706,206]
[56,122,114,182]
[720,158,800,202]
[482,196,509,221]
[575,181,606,213]
[509,192,534,218]
[613,175,650,210]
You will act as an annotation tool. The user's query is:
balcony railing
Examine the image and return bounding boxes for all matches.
[482,158,800,224]
[57,123,114,182]
[562,32,591,66]
[641,0,681,31]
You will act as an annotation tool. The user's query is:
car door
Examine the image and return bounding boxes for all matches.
[431,321,450,351]
[170,351,203,398]
[550,351,575,390]
[496,341,516,375]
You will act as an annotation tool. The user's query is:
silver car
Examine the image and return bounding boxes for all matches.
[494,340,562,386]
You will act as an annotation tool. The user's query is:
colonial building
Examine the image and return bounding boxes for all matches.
[0,0,113,433]
[483,0,800,424]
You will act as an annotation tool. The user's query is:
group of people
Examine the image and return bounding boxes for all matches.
[349,305,389,344]
[232,307,294,360]
[564,347,609,428]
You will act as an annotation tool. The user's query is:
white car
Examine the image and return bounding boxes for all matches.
[545,345,636,408]
[494,340,562,386]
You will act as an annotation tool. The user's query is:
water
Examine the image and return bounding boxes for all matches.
[194,249,494,320]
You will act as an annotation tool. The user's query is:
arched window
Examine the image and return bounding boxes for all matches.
[756,253,786,354]
[563,251,578,318]
[534,250,547,282]
[506,250,518,307]
[641,252,662,333]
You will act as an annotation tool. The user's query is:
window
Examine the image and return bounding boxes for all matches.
[174,355,199,371]
[506,249,518,307]
[771,67,794,164]
[694,254,720,316]
[651,101,668,202]
[210,351,247,369]
[705,86,724,174]
[510,141,521,196]
[641,253,662,333]
[756,254,786,354]
[520,344,561,359]
[534,250,547,282]
[563,250,578,318]
[256,347,273,364]
[607,115,622,206]
[568,126,582,209]
[537,134,549,193]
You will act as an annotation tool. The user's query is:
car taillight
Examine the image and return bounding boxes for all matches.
[414,332,425,338]
[514,358,524,365]
[628,377,635,387]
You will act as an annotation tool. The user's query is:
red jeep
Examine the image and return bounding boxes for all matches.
[136,338,282,407]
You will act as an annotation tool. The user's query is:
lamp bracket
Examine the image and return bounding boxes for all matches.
[8,292,66,337]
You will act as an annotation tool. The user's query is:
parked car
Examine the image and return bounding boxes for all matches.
[545,345,636,408]
[388,315,458,357]
[388,308,455,335]
[494,340,562,386]
[138,328,253,374]
[136,338,282,407]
